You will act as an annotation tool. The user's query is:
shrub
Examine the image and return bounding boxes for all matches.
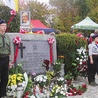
[56,33,87,78]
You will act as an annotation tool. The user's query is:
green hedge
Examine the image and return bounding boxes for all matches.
[56,34,87,77]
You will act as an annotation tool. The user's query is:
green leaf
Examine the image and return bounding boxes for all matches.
[72,63,77,66]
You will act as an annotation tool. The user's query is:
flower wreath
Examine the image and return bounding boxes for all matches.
[7,10,16,32]
[66,84,87,96]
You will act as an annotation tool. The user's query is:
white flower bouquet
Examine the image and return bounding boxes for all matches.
[56,87,66,97]
[34,75,48,87]
[57,77,64,86]
[72,47,88,77]
[50,85,67,98]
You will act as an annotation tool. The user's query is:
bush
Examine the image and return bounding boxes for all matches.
[56,33,87,78]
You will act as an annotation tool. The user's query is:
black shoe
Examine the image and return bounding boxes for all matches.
[94,82,98,85]
[89,82,98,86]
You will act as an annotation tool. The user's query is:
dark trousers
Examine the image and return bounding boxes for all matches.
[0,56,9,98]
[87,55,98,83]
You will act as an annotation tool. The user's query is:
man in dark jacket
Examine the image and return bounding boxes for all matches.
[0,20,12,98]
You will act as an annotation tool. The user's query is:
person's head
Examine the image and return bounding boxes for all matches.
[22,12,29,23]
[92,34,98,43]
[0,20,7,34]
[94,29,98,34]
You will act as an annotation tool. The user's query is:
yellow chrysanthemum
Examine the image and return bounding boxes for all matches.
[17,77,23,81]
[12,79,16,83]
[10,83,14,86]
[52,90,54,92]
[17,73,23,76]
[50,93,53,96]
[8,72,24,86]
[12,81,16,85]
[13,74,17,77]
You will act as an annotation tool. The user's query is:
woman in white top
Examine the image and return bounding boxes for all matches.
[88,33,98,86]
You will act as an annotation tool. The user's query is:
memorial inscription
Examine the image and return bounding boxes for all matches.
[17,40,50,74]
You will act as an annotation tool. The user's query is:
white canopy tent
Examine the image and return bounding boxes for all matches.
[71,16,98,30]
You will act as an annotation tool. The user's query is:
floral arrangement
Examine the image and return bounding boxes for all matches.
[72,47,88,77]
[8,63,25,86]
[56,87,66,98]
[46,71,55,81]
[19,28,33,34]
[8,73,24,86]
[66,84,87,96]
[7,63,27,97]
[23,77,33,98]
[57,77,64,86]
[50,85,67,98]
[34,75,48,88]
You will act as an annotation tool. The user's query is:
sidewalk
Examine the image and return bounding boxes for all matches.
[68,75,98,98]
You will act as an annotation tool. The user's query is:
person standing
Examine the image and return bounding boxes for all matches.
[0,20,12,98]
[88,33,98,86]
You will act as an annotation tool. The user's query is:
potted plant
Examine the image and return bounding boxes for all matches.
[65,71,73,86]
[52,61,61,75]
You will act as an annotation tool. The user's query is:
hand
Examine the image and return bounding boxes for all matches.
[9,61,13,69]
[90,60,93,64]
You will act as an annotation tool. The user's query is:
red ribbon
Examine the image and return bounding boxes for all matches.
[7,15,15,25]
[11,36,21,64]
[11,45,19,64]
[48,38,54,64]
